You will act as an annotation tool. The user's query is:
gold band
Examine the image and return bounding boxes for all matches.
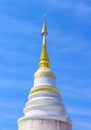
[34,72,56,79]
[30,87,60,94]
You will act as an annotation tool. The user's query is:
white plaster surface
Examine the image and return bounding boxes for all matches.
[34,76,56,88]
[18,119,72,130]
[18,68,72,130]
[34,69,55,75]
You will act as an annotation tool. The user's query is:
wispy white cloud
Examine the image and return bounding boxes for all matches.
[48,29,86,55]
[3,115,19,121]
[0,13,39,35]
[74,2,91,16]
[39,0,91,17]
[0,64,31,75]
[0,101,24,109]
[39,0,73,9]
[0,78,32,88]
[75,121,91,128]
[57,75,91,101]
[85,50,91,57]
[0,48,37,62]
[22,0,91,17]
[68,107,91,116]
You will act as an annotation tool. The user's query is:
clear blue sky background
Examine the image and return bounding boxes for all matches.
[0,0,91,130]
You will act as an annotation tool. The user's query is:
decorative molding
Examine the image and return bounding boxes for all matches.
[34,72,56,79]
[30,86,60,94]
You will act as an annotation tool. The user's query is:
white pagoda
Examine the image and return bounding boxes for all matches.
[18,18,72,130]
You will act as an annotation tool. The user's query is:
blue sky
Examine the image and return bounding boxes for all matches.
[0,0,91,130]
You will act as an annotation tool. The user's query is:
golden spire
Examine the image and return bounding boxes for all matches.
[38,16,50,70]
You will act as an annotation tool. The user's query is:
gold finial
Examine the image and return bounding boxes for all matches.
[38,16,50,70]
[41,15,48,35]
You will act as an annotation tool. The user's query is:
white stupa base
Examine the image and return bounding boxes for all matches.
[18,116,72,130]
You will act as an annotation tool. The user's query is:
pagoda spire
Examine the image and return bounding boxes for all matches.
[38,16,50,70]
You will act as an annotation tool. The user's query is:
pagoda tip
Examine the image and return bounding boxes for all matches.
[41,15,47,35]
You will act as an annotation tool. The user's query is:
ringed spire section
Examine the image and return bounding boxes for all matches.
[39,17,50,70]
